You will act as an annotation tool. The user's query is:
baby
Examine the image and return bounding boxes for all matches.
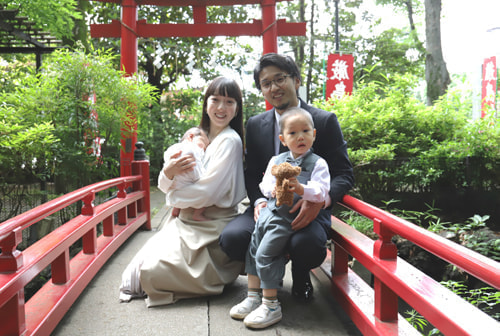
[161,127,210,221]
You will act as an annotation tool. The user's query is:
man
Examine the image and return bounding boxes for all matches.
[219,53,354,301]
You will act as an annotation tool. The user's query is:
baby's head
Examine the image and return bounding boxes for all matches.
[182,127,210,150]
[279,107,316,158]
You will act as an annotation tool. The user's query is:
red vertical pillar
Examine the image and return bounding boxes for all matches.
[120,0,138,177]
[261,0,278,110]
[261,0,278,54]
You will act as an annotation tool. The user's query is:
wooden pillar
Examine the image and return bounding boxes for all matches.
[261,0,278,54]
[120,0,138,177]
[261,0,278,110]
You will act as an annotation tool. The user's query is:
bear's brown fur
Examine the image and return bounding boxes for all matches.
[271,162,302,207]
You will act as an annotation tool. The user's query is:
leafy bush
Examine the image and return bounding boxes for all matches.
[138,88,204,179]
[0,48,157,192]
[316,74,499,194]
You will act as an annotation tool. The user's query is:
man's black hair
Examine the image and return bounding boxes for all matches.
[253,53,302,91]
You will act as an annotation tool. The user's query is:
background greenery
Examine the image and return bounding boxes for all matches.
[0,49,156,198]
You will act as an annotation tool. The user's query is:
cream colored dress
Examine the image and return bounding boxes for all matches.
[119,127,245,307]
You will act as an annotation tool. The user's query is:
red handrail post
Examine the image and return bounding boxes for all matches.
[372,218,399,322]
[332,236,349,275]
[83,227,97,254]
[0,290,26,336]
[52,250,70,284]
[374,277,398,322]
[103,215,114,237]
[132,142,150,230]
[0,229,23,272]
[373,218,397,260]
[81,193,95,216]
[117,181,128,225]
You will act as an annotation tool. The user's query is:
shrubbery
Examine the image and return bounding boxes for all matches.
[138,89,204,180]
[317,74,499,195]
[0,49,157,193]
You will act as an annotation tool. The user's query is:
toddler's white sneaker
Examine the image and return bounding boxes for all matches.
[243,303,282,329]
[229,297,261,320]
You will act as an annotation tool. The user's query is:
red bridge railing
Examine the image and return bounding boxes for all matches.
[3,159,499,336]
[322,195,500,335]
[0,158,150,336]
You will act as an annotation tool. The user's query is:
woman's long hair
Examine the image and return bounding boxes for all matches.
[200,77,244,147]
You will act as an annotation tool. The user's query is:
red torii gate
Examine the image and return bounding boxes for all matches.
[90,0,306,177]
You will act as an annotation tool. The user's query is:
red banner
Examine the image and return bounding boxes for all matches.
[481,56,497,118]
[326,54,354,100]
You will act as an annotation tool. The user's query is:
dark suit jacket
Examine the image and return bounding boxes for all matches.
[244,99,354,208]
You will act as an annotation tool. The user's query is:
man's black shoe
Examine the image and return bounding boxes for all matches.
[291,280,314,301]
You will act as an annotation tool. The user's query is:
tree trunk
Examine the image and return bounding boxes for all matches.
[62,0,91,51]
[404,0,416,32]
[306,0,315,102]
[297,0,306,65]
[425,0,450,105]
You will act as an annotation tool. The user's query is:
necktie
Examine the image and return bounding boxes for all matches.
[286,155,303,166]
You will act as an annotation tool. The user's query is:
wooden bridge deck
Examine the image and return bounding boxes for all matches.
[52,188,361,336]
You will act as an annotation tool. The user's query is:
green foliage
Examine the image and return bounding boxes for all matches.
[0,105,58,183]
[316,74,499,193]
[0,49,157,191]
[441,280,500,321]
[404,309,433,334]
[353,27,424,86]
[243,90,266,122]
[416,212,499,262]
[405,309,442,335]
[3,0,81,38]
[337,209,374,236]
[88,2,258,94]
[138,88,203,179]
[0,55,37,93]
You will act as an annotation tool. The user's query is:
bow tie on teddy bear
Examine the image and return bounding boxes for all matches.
[271,162,302,207]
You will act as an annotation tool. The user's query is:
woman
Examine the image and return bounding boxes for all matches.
[119,77,246,307]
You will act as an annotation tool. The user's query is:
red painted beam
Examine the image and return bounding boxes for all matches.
[90,19,305,38]
[92,0,294,6]
[0,177,141,242]
[90,20,121,38]
[139,21,261,37]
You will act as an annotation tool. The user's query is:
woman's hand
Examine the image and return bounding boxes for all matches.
[254,201,267,222]
[163,151,196,180]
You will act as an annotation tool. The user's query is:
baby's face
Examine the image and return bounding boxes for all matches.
[279,114,316,158]
[193,133,209,150]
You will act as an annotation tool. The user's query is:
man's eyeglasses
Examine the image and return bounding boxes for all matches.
[260,74,292,90]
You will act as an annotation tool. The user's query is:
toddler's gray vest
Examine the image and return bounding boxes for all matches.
[267,150,321,222]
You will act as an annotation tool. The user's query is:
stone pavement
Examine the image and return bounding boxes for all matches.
[52,187,361,336]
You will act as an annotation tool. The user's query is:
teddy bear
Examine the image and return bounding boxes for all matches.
[271,162,302,207]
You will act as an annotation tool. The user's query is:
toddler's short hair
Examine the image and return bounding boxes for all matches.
[279,107,314,134]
